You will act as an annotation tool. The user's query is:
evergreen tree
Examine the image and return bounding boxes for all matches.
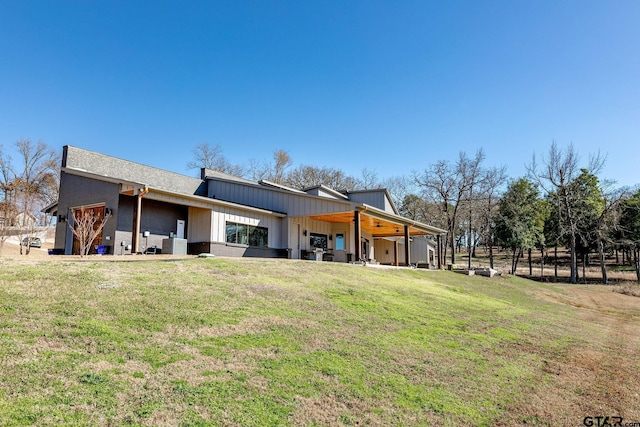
[495,178,545,275]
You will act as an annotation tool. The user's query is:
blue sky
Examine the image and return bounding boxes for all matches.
[1,1,639,188]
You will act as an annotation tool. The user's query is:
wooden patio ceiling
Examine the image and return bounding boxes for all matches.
[308,211,432,238]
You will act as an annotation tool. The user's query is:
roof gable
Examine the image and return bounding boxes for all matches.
[343,189,399,214]
[303,185,349,200]
[63,146,207,196]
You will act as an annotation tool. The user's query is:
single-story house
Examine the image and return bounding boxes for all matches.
[52,146,445,266]
[14,211,37,228]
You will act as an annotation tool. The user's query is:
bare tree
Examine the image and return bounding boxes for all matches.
[248,149,293,184]
[528,142,605,284]
[461,149,486,270]
[284,164,359,191]
[0,139,59,255]
[357,168,380,190]
[69,207,112,257]
[247,158,269,182]
[477,166,508,269]
[415,150,486,265]
[0,146,14,255]
[381,175,415,208]
[188,143,245,176]
[272,149,292,184]
[591,180,627,284]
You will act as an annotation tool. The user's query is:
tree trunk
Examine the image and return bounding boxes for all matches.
[512,248,522,275]
[449,232,456,264]
[442,233,449,267]
[570,234,578,284]
[598,239,608,285]
[467,228,473,271]
[552,245,558,279]
[489,242,494,269]
[472,239,478,258]
[528,248,532,276]
[635,248,640,282]
[540,247,545,278]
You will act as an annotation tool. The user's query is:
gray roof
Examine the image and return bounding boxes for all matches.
[63,146,207,196]
[202,168,256,185]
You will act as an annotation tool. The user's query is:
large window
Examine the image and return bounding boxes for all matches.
[310,232,327,250]
[226,222,268,248]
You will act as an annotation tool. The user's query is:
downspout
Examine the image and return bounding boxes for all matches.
[133,186,149,254]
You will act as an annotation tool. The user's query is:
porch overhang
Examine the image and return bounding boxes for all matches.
[308,204,445,238]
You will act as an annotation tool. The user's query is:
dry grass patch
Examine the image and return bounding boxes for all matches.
[615,281,640,297]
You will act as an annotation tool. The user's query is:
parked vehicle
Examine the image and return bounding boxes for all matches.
[21,237,42,248]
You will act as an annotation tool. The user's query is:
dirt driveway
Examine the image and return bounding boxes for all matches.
[509,284,640,425]
[536,283,640,316]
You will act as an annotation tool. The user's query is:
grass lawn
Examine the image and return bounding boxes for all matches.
[0,257,638,426]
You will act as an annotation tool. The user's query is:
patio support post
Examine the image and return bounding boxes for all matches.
[394,241,399,266]
[404,225,411,266]
[133,186,149,254]
[437,234,442,269]
[354,210,361,262]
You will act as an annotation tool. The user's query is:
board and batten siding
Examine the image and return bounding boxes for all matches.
[287,217,366,261]
[209,180,352,217]
[374,237,433,265]
[317,188,343,199]
[210,206,284,248]
[187,207,212,242]
[384,197,395,214]
[305,187,345,200]
[288,217,332,259]
[346,191,396,214]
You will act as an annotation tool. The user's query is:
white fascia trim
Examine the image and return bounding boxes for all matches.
[357,203,446,235]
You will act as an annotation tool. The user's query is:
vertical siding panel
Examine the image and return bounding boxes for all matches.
[276,193,283,212]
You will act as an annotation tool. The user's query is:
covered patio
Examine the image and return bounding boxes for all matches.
[308,204,445,267]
